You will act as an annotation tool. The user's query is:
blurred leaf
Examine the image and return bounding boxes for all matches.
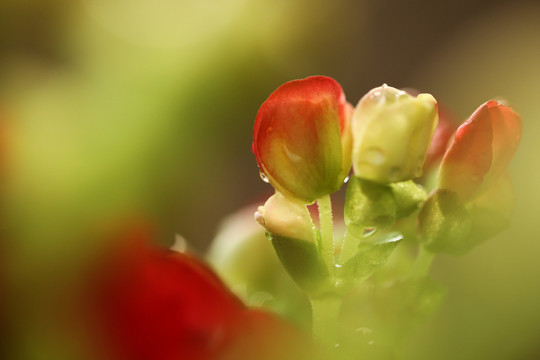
[337,232,402,294]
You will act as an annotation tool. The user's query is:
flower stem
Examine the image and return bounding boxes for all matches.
[412,246,435,278]
[317,194,334,274]
[310,296,342,347]
[339,229,360,265]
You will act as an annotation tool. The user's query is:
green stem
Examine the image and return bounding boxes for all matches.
[339,228,359,265]
[310,296,342,347]
[317,194,334,274]
[412,246,435,278]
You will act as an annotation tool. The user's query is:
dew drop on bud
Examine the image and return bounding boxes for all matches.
[343,175,350,184]
[363,227,377,237]
[259,171,269,183]
[364,147,385,166]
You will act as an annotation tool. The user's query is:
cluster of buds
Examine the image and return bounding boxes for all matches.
[252,76,521,299]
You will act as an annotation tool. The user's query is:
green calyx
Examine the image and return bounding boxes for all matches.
[345,176,427,238]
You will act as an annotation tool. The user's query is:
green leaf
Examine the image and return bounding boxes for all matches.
[344,176,396,237]
[269,233,331,297]
[337,232,402,294]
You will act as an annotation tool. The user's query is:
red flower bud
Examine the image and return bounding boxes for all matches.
[423,104,460,171]
[438,100,521,201]
[253,76,352,203]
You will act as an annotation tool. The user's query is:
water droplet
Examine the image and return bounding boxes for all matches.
[259,171,269,183]
[368,340,375,345]
[334,264,343,269]
[283,143,302,164]
[355,327,373,335]
[343,175,350,184]
[255,206,266,227]
[388,167,401,182]
[334,343,341,348]
[363,227,377,237]
[364,147,385,166]
[385,232,403,243]
[369,88,385,103]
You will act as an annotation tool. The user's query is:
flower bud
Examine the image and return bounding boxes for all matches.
[351,85,438,183]
[255,192,315,243]
[256,193,330,297]
[438,100,521,202]
[253,76,352,203]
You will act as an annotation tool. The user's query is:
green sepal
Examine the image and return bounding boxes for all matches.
[268,232,331,297]
[418,189,472,255]
[390,180,427,219]
[336,232,402,295]
[344,176,396,237]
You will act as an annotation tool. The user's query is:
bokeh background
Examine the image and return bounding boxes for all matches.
[1,0,539,359]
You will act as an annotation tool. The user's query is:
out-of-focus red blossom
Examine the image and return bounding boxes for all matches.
[90,224,314,360]
[438,100,522,201]
[253,76,352,203]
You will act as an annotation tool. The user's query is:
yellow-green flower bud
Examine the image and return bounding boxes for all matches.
[352,85,438,183]
[255,192,315,243]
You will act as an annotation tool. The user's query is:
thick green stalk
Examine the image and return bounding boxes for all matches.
[310,296,342,347]
[317,194,334,273]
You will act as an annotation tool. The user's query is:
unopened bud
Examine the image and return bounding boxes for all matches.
[352,85,438,183]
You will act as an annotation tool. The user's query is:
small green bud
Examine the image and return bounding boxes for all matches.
[352,85,438,183]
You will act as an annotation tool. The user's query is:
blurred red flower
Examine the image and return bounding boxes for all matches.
[91,225,314,360]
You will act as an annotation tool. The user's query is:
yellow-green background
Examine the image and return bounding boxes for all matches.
[1,0,539,358]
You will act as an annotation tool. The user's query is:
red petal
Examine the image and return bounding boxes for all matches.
[253,76,348,202]
[92,229,244,360]
[483,100,522,186]
[438,102,493,201]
